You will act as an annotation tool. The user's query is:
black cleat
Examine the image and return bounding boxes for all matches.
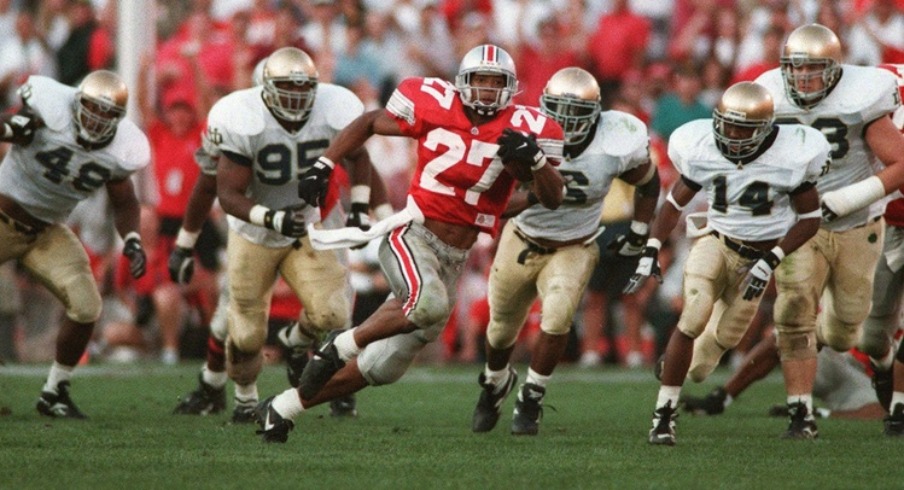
[329,394,358,417]
[298,329,346,400]
[782,402,818,440]
[471,366,518,433]
[254,396,294,443]
[173,374,226,415]
[870,363,893,412]
[680,386,727,416]
[649,401,677,446]
[884,403,904,437]
[511,383,545,436]
[277,323,312,388]
[232,398,258,424]
[36,381,87,419]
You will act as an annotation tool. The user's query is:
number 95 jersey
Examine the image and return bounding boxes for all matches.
[0,76,150,223]
[207,83,363,248]
[385,77,564,235]
[670,119,830,241]
[756,65,901,231]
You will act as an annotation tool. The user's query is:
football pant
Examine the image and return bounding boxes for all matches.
[486,221,598,349]
[859,225,904,359]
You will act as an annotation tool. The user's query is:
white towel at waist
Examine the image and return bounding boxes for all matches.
[307,196,425,250]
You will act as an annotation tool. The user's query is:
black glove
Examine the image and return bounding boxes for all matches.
[344,202,371,250]
[168,246,194,284]
[740,250,782,301]
[5,114,38,145]
[298,156,333,207]
[623,245,662,294]
[263,206,307,238]
[820,201,838,222]
[123,235,147,279]
[496,128,544,167]
[608,228,648,257]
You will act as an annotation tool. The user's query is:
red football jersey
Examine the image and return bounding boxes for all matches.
[385,77,564,236]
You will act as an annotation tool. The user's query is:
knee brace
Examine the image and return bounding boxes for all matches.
[225,339,263,386]
[776,330,818,361]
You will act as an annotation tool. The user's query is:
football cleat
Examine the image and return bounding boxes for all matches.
[277,323,311,388]
[884,403,904,437]
[36,381,87,419]
[471,366,518,433]
[781,402,818,440]
[649,401,678,446]
[680,386,727,416]
[298,329,346,400]
[511,383,546,436]
[254,396,295,444]
[329,394,358,418]
[232,398,258,424]
[172,374,226,415]
[870,362,893,412]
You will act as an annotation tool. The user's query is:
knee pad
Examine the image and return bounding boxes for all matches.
[487,319,520,350]
[227,301,268,353]
[300,295,350,333]
[776,330,817,361]
[539,284,579,337]
[819,321,860,352]
[688,328,727,383]
[406,282,451,329]
[858,317,894,359]
[676,280,715,339]
[64,274,102,324]
[225,340,263,386]
[358,334,425,386]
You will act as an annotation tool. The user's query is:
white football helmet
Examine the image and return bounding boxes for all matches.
[262,47,318,122]
[540,67,602,145]
[780,24,843,109]
[454,44,518,116]
[252,56,267,87]
[74,70,128,143]
[713,82,775,159]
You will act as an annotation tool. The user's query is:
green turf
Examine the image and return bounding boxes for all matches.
[0,363,899,489]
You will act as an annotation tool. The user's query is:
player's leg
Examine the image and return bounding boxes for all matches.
[473,222,539,432]
[22,225,101,419]
[510,241,598,436]
[886,344,904,435]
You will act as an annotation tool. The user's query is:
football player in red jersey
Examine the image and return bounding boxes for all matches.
[254,44,565,443]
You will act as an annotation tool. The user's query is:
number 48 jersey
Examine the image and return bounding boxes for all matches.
[385,77,564,235]
[670,119,830,242]
[0,76,150,223]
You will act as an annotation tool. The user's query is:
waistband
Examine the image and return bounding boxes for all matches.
[0,209,46,236]
[710,230,768,261]
[513,227,557,265]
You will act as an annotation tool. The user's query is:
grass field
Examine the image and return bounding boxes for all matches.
[0,362,900,489]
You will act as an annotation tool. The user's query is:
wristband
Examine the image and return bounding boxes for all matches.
[630,220,649,236]
[351,185,371,205]
[124,231,141,244]
[249,205,270,226]
[318,155,336,169]
[767,245,785,264]
[175,228,201,249]
[797,209,821,220]
[646,238,662,250]
[530,155,548,172]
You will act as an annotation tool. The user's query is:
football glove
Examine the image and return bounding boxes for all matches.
[345,202,372,250]
[123,235,147,279]
[739,249,782,301]
[623,245,662,294]
[496,128,544,169]
[264,206,307,238]
[4,114,39,145]
[820,201,838,222]
[167,246,194,284]
[298,156,333,207]
[608,227,648,257]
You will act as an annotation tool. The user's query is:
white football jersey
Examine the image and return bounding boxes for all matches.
[670,119,830,241]
[756,65,901,231]
[0,76,150,223]
[208,83,364,248]
[515,110,649,241]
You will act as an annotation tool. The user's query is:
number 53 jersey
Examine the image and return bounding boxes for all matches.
[670,119,830,242]
[0,76,150,223]
[756,65,901,231]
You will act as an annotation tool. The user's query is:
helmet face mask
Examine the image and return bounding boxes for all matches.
[780,24,842,108]
[262,47,318,122]
[713,82,775,160]
[455,44,518,116]
[74,70,128,143]
[540,67,601,145]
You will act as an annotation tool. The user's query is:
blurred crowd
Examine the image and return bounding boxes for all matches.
[0,0,903,368]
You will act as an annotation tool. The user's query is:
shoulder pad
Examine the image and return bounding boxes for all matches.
[667,119,712,176]
[19,76,74,132]
[596,111,649,157]
[110,120,151,172]
[753,69,785,99]
[841,66,901,122]
[207,88,267,137]
[316,83,365,131]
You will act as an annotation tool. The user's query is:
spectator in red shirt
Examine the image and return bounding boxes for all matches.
[513,16,580,107]
[586,0,651,108]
